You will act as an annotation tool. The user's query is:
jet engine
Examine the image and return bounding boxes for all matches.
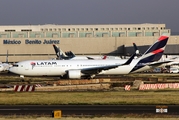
[0,65,4,72]
[68,70,82,79]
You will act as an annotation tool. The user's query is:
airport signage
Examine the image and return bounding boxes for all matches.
[3,39,60,44]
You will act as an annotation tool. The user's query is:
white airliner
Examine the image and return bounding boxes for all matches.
[9,35,169,79]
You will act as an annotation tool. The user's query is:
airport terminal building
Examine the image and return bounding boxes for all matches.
[0,23,178,62]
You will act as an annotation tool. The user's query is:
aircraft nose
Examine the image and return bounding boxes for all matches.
[9,67,16,73]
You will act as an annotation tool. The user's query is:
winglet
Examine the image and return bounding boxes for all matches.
[122,52,136,65]
[133,43,140,55]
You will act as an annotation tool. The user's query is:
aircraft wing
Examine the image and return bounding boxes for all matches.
[147,61,173,67]
[81,64,120,74]
[80,52,136,75]
[86,57,94,60]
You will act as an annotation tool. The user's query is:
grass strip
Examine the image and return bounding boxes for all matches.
[0,91,179,105]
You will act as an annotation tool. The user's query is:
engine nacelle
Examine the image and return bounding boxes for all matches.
[0,65,4,72]
[68,70,82,79]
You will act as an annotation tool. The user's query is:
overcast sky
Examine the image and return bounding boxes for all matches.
[0,0,179,32]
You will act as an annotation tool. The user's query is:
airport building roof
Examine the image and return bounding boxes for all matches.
[0,23,167,32]
[0,23,170,38]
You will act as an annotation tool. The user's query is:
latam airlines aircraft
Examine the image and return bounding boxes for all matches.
[9,35,169,79]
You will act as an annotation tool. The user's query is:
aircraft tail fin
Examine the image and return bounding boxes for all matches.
[133,43,141,55]
[53,44,69,59]
[139,34,169,63]
[53,44,60,58]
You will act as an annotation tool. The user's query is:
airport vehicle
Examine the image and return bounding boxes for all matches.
[9,35,169,79]
[170,67,179,73]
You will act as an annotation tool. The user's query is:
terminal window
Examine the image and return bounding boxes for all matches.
[35,34,41,38]
[5,30,15,32]
[0,34,7,38]
[18,34,24,38]
[86,33,92,37]
[21,29,32,31]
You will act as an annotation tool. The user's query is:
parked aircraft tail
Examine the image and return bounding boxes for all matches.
[138,34,169,63]
[53,44,61,59]
[129,34,169,73]
[53,44,73,60]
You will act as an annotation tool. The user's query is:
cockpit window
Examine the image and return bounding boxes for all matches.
[12,64,18,67]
